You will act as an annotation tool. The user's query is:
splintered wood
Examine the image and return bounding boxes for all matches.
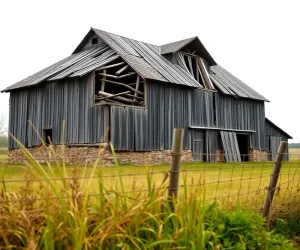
[94,60,144,107]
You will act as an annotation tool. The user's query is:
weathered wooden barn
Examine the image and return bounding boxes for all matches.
[2,28,292,164]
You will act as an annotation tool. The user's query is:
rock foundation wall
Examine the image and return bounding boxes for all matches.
[216,150,225,162]
[216,149,267,162]
[8,145,267,165]
[249,149,268,162]
[8,145,193,166]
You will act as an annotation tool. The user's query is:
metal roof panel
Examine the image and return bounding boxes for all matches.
[160,37,197,55]
[210,65,269,101]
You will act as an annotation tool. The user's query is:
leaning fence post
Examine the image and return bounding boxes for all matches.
[168,128,184,211]
[262,141,288,219]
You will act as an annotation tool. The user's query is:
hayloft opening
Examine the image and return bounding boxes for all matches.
[93,59,144,107]
[91,37,98,45]
[43,129,52,145]
[178,52,216,91]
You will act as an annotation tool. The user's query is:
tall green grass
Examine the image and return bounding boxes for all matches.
[0,137,294,249]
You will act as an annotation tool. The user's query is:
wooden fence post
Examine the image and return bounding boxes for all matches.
[168,128,184,211]
[262,141,288,219]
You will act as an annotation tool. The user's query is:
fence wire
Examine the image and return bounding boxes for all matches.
[0,153,300,217]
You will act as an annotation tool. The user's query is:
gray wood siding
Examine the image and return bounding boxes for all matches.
[215,94,266,150]
[265,120,289,141]
[9,78,266,153]
[9,73,108,149]
[265,120,289,160]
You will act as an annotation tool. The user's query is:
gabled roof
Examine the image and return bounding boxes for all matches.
[160,37,197,54]
[90,28,202,88]
[1,28,269,102]
[159,36,217,66]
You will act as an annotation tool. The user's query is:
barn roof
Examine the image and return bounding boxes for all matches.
[1,28,269,101]
[159,37,197,55]
[265,118,293,139]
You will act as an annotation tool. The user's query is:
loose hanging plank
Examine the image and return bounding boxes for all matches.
[128,80,144,86]
[101,69,106,92]
[95,62,126,71]
[92,99,124,106]
[98,72,136,79]
[95,91,130,101]
[115,65,129,75]
[134,75,140,101]
[98,91,139,104]
[197,58,215,90]
[124,92,144,100]
[100,78,144,95]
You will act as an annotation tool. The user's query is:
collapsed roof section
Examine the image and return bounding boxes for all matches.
[1,28,269,102]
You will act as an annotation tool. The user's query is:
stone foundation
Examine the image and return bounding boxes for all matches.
[249,149,268,162]
[216,150,225,162]
[215,149,267,162]
[8,144,193,166]
[8,145,267,165]
[117,150,192,165]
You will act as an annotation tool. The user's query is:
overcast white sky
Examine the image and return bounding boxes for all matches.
[0,0,299,142]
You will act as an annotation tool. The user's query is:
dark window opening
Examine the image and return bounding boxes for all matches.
[91,37,98,45]
[236,134,249,162]
[94,58,145,107]
[43,129,52,145]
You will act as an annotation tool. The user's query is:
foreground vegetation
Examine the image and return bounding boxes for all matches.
[0,160,294,249]
[0,143,299,248]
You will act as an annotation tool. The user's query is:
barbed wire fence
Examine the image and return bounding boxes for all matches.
[0,134,300,221]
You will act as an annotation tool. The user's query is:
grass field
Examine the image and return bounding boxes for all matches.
[1,157,299,216]
[0,146,299,214]
[289,148,300,160]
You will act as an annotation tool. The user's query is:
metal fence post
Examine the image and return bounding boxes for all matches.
[262,141,288,219]
[168,128,184,211]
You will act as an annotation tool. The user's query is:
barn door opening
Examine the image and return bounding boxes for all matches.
[236,134,249,162]
[220,131,241,162]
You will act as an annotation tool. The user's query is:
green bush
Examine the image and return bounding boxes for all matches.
[204,203,293,249]
[274,214,300,247]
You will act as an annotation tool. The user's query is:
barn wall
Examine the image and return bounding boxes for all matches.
[146,81,192,151]
[121,81,265,153]
[265,120,289,160]
[215,94,266,150]
[9,78,267,154]
[111,81,192,151]
[114,80,265,152]
[9,73,108,149]
[265,121,289,141]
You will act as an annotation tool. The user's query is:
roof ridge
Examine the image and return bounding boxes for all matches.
[159,36,198,55]
[159,36,197,47]
[91,27,160,48]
